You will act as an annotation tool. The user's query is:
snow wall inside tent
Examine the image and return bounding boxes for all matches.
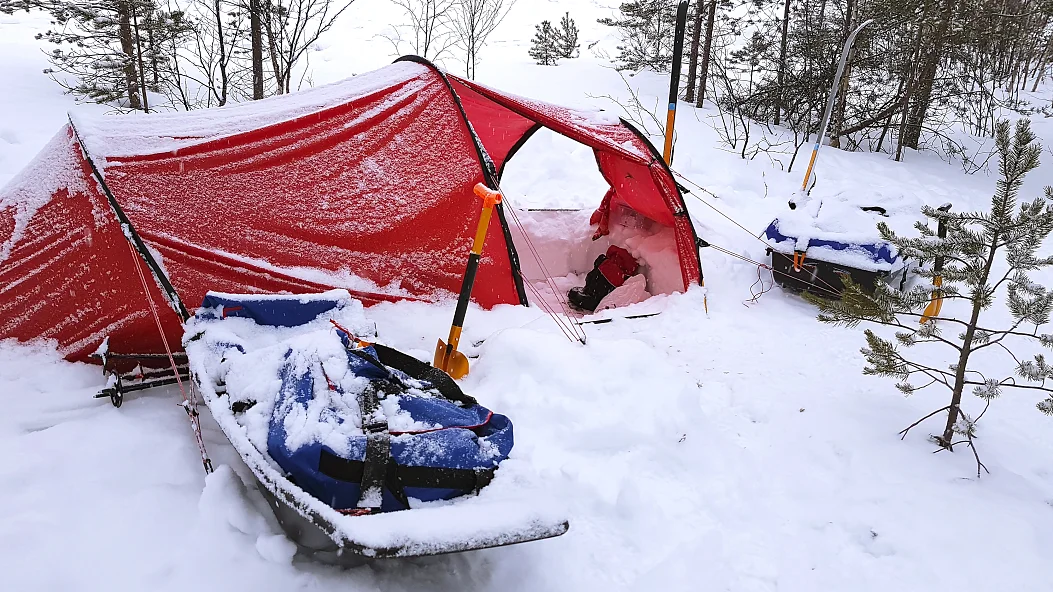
[0,58,703,361]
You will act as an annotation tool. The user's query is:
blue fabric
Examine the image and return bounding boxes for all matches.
[763,219,898,267]
[198,293,344,327]
[266,340,513,513]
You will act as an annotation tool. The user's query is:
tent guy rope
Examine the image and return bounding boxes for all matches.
[672,169,847,299]
[125,239,213,475]
[501,195,588,344]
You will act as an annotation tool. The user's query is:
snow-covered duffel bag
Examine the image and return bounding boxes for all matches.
[188,291,513,515]
[269,328,513,514]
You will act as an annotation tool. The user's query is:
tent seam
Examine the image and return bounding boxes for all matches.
[393,55,529,306]
[67,116,191,322]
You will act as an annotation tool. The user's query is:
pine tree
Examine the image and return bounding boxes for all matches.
[598,0,679,71]
[808,119,1053,475]
[2,0,188,110]
[528,20,558,65]
[553,12,579,59]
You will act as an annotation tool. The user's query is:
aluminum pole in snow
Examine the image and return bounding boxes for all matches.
[792,18,874,206]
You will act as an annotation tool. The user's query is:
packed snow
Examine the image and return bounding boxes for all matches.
[4,1,1053,591]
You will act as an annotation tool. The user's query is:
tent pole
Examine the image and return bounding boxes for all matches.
[67,116,190,322]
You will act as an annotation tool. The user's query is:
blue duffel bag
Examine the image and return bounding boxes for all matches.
[196,292,513,515]
[266,324,513,514]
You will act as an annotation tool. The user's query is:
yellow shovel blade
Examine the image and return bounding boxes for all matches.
[921,293,943,324]
[433,339,471,379]
[920,277,944,324]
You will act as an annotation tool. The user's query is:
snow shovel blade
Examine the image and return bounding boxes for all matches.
[433,338,470,379]
[921,279,944,323]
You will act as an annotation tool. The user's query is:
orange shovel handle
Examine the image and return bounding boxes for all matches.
[474,183,503,208]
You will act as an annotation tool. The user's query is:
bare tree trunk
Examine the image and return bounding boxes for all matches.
[131,6,150,112]
[896,25,924,161]
[902,0,956,150]
[774,0,790,125]
[684,0,704,103]
[263,5,286,95]
[1031,29,1052,92]
[251,0,264,99]
[214,0,229,105]
[694,0,716,108]
[147,13,159,87]
[117,1,143,110]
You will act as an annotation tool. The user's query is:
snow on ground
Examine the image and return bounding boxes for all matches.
[4,2,1053,591]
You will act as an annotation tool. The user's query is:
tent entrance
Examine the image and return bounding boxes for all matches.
[499,129,686,315]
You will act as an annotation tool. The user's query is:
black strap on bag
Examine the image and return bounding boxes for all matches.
[355,382,390,514]
[372,343,477,406]
[319,450,496,500]
[339,343,488,513]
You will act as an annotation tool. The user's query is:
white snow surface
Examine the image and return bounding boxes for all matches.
[4,2,1053,591]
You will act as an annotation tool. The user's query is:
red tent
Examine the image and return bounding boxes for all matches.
[0,57,703,361]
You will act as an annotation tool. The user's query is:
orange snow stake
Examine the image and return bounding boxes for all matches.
[434,183,503,379]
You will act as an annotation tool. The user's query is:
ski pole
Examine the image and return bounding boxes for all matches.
[662,1,689,165]
[792,18,874,208]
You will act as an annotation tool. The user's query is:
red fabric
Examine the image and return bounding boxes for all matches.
[597,245,638,287]
[0,128,184,361]
[446,80,538,177]
[104,72,520,313]
[0,60,703,361]
[590,189,615,240]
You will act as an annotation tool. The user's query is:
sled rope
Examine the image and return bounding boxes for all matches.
[500,193,587,344]
[703,240,842,301]
[125,240,213,475]
[746,263,776,306]
[520,274,584,344]
[673,171,769,243]
[673,170,846,298]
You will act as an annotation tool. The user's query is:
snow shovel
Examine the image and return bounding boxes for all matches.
[434,183,503,379]
[921,203,952,324]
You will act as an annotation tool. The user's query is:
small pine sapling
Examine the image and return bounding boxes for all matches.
[553,12,579,59]
[808,119,1053,476]
[528,20,558,66]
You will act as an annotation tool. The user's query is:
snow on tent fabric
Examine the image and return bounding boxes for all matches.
[0,57,703,361]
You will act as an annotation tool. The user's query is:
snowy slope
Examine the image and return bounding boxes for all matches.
[4,2,1053,591]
